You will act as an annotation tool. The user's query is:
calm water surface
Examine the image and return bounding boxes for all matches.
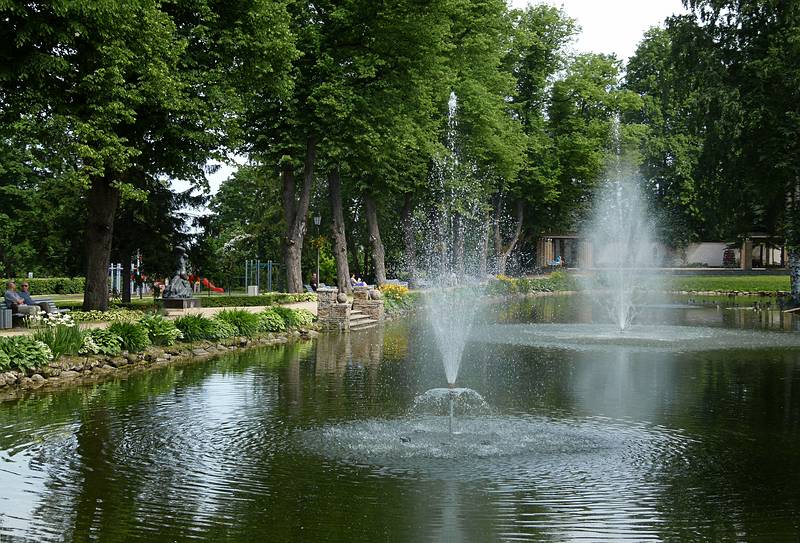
[1,296,800,542]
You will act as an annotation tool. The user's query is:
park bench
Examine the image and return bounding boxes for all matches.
[0,302,25,328]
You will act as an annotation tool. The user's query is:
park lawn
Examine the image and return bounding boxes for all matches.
[668,275,790,293]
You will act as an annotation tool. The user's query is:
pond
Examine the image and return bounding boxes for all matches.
[1,295,800,542]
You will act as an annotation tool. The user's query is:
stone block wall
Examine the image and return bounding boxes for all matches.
[352,299,384,321]
[317,288,350,331]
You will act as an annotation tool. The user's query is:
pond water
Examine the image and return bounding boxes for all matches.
[1,296,800,542]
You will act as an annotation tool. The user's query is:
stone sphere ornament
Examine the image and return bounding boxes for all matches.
[369,289,383,300]
[337,293,348,304]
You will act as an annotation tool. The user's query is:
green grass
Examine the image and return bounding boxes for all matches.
[668,275,789,293]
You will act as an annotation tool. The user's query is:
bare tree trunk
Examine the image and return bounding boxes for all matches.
[364,194,386,285]
[84,176,120,311]
[789,177,800,302]
[478,217,490,277]
[282,137,316,293]
[328,168,351,294]
[401,193,417,285]
[453,212,465,277]
[493,198,524,276]
[122,257,132,304]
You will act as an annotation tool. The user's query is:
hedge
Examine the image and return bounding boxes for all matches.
[55,292,317,311]
[10,277,85,295]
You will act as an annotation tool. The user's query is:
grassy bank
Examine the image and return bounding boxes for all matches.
[668,275,789,294]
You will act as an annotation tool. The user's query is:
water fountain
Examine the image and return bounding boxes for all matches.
[582,153,662,331]
[420,92,484,433]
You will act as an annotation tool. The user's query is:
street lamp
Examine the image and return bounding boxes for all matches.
[313,214,321,285]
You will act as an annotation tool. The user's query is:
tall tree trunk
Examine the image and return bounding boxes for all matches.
[493,198,524,276]
[364,195,386,285]
[789,177,800,302]
[83,176,120,311]
[282,137,316,293]
[453,212,465,277]
[401,193,417,285]
[478,217,490,277]
[328,168,351,294]
[122,257,132,304]
[348,228,361,278]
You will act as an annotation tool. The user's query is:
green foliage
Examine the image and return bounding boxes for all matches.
[70,309,144,323]
[258,308,287,332]
[174,315,218,343]
[81,329,123,357]
[0,336,53,370]
[210,318,239,339]
[0,350,11,371]
[108,322,151,353]
[272,307,314,328]
[485,271,576,296]
[139,314,182,346]
[215,309,261,336]
[32,322,84,359]
[10,277,85,295]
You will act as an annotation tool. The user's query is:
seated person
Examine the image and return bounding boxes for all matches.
[350,274,357,288]
[19,282,54,313]
[4,281,40,316]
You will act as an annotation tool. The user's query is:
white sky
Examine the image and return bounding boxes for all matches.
[514,0,687,61]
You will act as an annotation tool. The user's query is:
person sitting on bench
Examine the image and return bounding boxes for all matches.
[18,282,55,313]
[4,281,40,316]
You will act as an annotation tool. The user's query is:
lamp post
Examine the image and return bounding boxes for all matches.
[313,214,321,285]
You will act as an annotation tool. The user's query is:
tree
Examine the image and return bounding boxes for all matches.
[0,0,296,308]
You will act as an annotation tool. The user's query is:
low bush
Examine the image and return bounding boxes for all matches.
[139,314,182,346]
[0,350,11,371]
[379,283,410,302]
[485,272,576,296]
[108,321,151,353]
[216,309,261,336]
[210,318,238,339]
[0,336,53,369]
[81,329,123,356]
[70,309,145,323]
[174,315,218,342]
[12,277,85,295]
[30,314,83,359]
[272,306,314,328]
[258,308,286,332]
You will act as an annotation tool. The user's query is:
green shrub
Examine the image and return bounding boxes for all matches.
[81,329,123,356]
[210,318,238,339]
[70,309,144,323]
[108,321,151,353]
[11,277,85,295]
[216,309,260,336]
[0,350,11,370]
[271,307,315,328]
[31,314,84,359]
[139,314,183,346]
[0,336,53,369]
[174,315,217,342]
[258,308,287,332]
[197,293,317,308]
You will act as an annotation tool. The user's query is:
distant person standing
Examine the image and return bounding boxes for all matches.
[310,273,319,291]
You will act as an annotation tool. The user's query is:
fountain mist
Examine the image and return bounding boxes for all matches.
[583,170,661,331]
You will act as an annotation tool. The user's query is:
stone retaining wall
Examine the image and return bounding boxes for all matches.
[0,329,318,396]
[317,288,350,331]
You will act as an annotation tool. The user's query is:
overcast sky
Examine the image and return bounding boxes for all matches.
[513,0,687,61]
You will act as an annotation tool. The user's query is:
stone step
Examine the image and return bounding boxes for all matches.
[350,321,378,331]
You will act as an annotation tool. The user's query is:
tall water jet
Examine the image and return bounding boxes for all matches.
[583,131,662,331]
[421,92,484,431]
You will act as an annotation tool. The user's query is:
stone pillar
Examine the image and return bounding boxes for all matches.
[741,238,753,270]
[352,286,385,321]
[316,287,350,331]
